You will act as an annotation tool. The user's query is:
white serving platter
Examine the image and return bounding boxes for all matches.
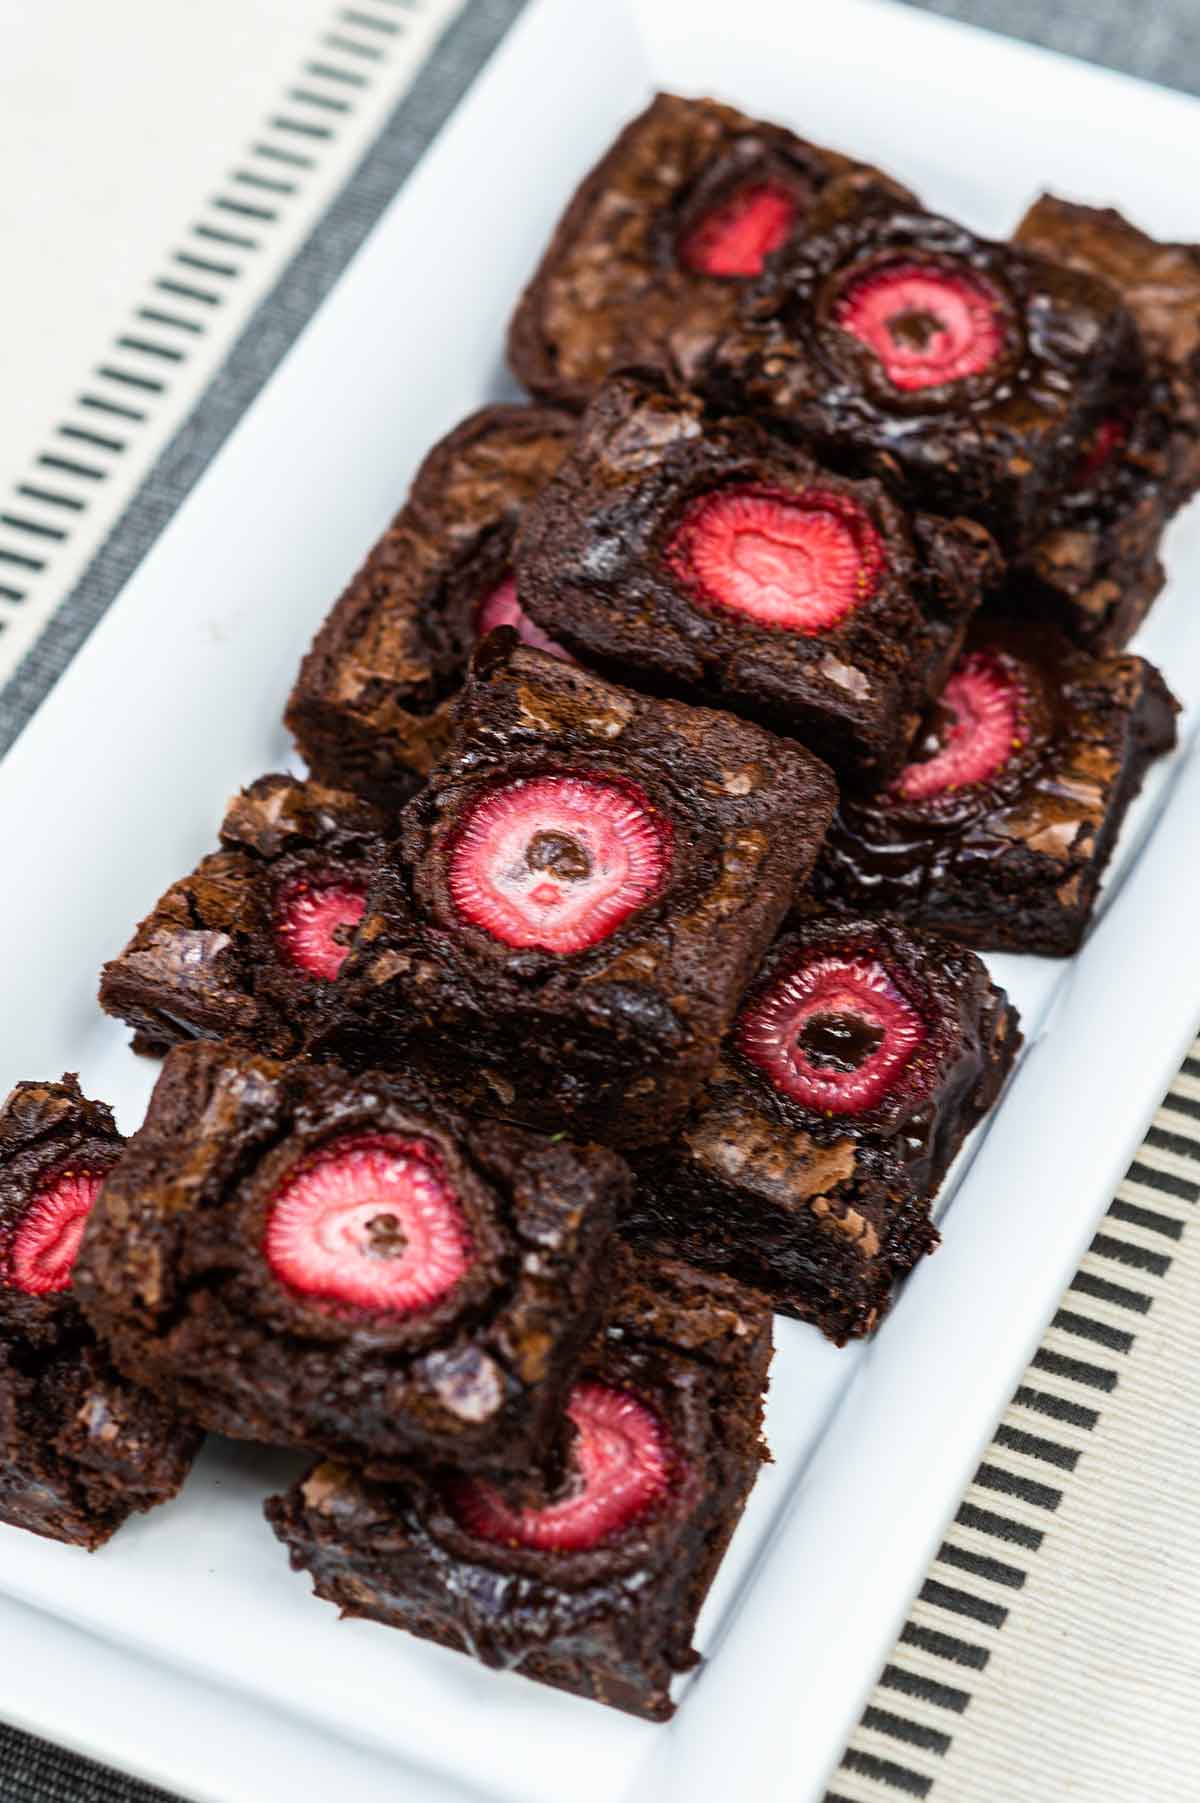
[1,2,1199,1798]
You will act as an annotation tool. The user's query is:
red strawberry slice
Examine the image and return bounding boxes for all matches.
[265,1132,473,1314]
[7,1167,105,1295]
[447,774,671,954]
[894,651,1026,802]
[680,181,798,277]
[738,953,926,1115]
[274,872,367,982]
[666,485,884,634]
[835,262,1004,392]
[449,1383,675,1551]
[476,575,572,662]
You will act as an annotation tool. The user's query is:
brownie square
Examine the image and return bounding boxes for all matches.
[812,621,1178,955]
[516,369,997,784]
[1003,194,1200,650]
[265,1246,771,1720]
[507,91,914,408]
[1014,194,1200,510]
[72,1042,625,1483]
[0,1076,200,1548]
[704,184,1138,551]
[629,916,1019,1342]
[316,634,837,1147]
[286,404,575,808]
[99,774,385,1057]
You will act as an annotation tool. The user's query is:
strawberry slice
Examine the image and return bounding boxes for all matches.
[666,485,885,634]
[894,651,1027,802]
[449,1383,675,1551]
[476,575,572,662]
[447,774,671,954]
[273,872,367,982]
[265,1133,473,1314]
[7,1167,106,1295]
[738,952,926,1115]
[835,261,1004,391]
[680,181,798,277]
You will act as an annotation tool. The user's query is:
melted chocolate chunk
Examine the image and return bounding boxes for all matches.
[798,1011,884,1072]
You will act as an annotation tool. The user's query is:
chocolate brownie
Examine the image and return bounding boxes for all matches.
[507,91,914,408]
[812,621,1178,955]
[265,1246,771,1720]
[704,183,1139,551]
[1003,194,1200,649]
[630,916,1019,1342]
[1014,194,1200,510]
[0,1077,200,1548]
[286,405,575,808]
[1002,380,1172,651]
[515,369,998,784]
[315,633,837,1148]
[99,774,385,1057]
[72,1042,625,1483]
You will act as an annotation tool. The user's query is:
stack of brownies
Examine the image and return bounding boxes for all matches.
[2,92,1196,1720]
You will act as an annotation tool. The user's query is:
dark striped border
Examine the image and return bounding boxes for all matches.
[0,0,527,755]
[0,2,455,635]
[830,1052,1200,1800]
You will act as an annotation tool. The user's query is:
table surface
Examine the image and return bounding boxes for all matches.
[0,2,1196,1799]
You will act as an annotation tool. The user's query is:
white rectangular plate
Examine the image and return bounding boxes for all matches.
[1,3,1199,1799]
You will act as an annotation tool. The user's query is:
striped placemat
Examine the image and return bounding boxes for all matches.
[833,1045,1200,1800]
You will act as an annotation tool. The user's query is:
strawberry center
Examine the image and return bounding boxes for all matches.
[273,873,367,982]
[449,1383,675,1551]
[475,575,572,662]
[894,651,1027,802]
[666,485,884,633]
[738,953,926,1115]
[7,1167,105,1295]
[679,180,798,277]
[447,773,672,954]
[835,262,1004,392]
[265,1133,473,1314]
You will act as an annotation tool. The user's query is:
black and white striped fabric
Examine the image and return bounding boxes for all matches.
[833,1049,1200,1799]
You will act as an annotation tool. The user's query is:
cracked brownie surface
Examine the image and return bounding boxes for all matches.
[286,404,576,807]
[508,91,914,408]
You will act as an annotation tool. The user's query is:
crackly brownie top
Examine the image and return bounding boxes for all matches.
[287,405,575,741]
[383,633,836,980]
[279,1246,770,1598]
[707,184,1136,536]
[99,774,386,1047]
[507,91,914,406]
[516,370,997,774]
[820,621,1178,889]
[0,1075,123,1347]
[726,914,1012,1146]
[73,1042,625,1437]
[1014,193,1200,505]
